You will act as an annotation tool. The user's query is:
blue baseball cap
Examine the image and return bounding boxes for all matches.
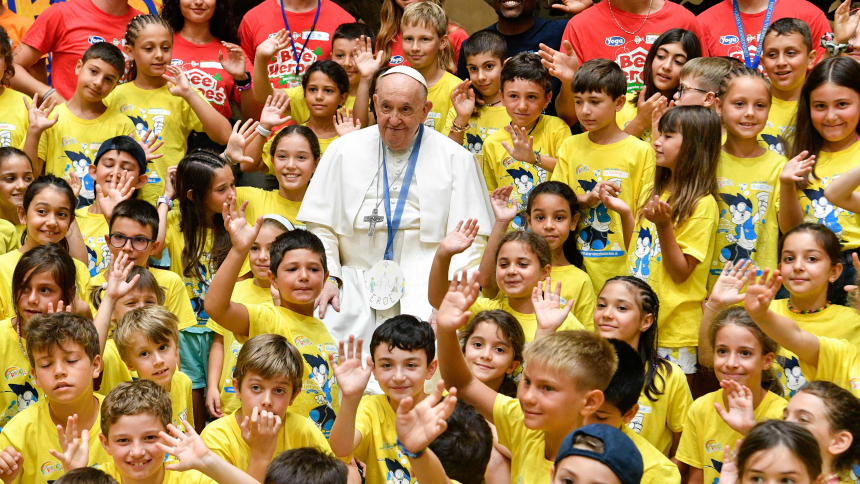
[555,424,643,484]
[94,135,147,174]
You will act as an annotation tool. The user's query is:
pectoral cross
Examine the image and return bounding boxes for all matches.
[364,209,384,237]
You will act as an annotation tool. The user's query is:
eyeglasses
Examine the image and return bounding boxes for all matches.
[109,233,153,251]
[677,84,710,97]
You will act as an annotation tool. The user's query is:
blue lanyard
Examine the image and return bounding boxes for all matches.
[732,0,776,69]
[279,0,322,76]
[382,125,424,260]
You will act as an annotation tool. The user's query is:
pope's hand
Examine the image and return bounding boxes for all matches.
[316,281,341,318]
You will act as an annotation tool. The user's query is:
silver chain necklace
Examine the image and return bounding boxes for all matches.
[607,0,654,36]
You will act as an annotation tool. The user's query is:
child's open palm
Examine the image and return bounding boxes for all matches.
[502,125,535,163]
[714,380,756,436]
[538,41,579,84]
[440,219,479,257]
[780,151,815,184]
[533,278,574,336]
[261,93,292,130]
[218,42,248,80]
[225,119,260,165]
[437,270,480,333]
[334,108,361,137]
[164,66,193,98]
[710,260,755,308]
[396,380,457,454]
[353,35,384,79]
[451,80,476,119]
[138,127,164,162]
[157,421,212,472]
[643,196,672,227]
[48,418,89,473]
[105,252,140,301]
[744,269,782,320]
[331,336,373,398]
[490,186,518,223]
[835,0,859,44]
[23,93,58,133]
[257,29,290,58]
[222,197,262,252]
[95,170,137,220]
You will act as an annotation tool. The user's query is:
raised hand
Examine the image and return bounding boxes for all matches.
[718,440,743,484]
[396,379,457,454]
[533,277,574,336]
[164,165,178,201]
[0,447,22,482]
[105,252,140,301]
[334,108,361,137]
[47,299,74,314]
[651,97,673,135]
[834,0,860,44]
[598,183,629,214]
[260,93,292,130]
[586,179,620,207]
[501,124,535,163]
[240,406,282,458]
[537,41,579,84]
[439,219,479,257]
[490,186,518,223]
[219,42,248,80]
[23,93,58,133]
[95,170,137,219]
[256,29,290,59]
[225,119,260,165]
[451,79,476,121]
[48,415,89,472]
[138,127,164,162]
[709,260,755,309]
[436,270,480,333]
[551,0,594,14]
[67,171,82,200]
[714,380,756,436]
[353,35,384,79]
[164,66,193,98]
[330,335,374,398]
[638,92,666,120]
[642,196,673,228]
[222,197,262,252]
[744,268,782,320]
[779,150,816,184]
[157,420,213,472]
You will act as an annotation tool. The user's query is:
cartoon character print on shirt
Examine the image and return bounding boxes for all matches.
[604,34,660,91]
[627,403,650,434]
[577,176,628,255]
[503,162,547,212]
[223,338,242,395]
[302,352,337,437]
[126,111,165,186]
[384,457,411,484]
[850,464,860,484]
[630,226,661,282]
[776,354,807,398]
[1,381,37,429]
[705,457,723,484]
[466,133,483,155]
[718,191,769,264]
[0,130,11,148]
[760,133,785,156]
[802,187,845,239]
[266,31,322,89]
[187,258,213,326]
[85,237,111,277]
[63,149,96,202]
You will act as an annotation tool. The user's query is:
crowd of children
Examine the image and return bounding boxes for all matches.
[2,0,860,482]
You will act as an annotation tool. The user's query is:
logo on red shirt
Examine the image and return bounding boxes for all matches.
[185,68,227,106]
[617,46,649,87]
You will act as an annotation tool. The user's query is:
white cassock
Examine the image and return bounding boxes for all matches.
[298,125,494,357]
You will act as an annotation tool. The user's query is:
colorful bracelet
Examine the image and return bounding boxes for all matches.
[327,276,341,288]
[396,438,425,459]
[450,122,467,133]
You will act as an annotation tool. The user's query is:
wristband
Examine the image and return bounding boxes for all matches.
[533,151,542,167]
[42,88,56,100]
[704,302,719,313]
[234,71,252,88]
[157,196,174,211]
[450,121,467,133]
[221,150,235,165]
[327,276,341,288]
[396,438,425,459]
[256,125,273,138]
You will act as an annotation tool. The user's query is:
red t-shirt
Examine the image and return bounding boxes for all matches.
[171,34,253,119]
[20,0,142,100]
[561,0,705,92]
[238,0,355,90]
[387,24,469,67]
[698,0,830,62]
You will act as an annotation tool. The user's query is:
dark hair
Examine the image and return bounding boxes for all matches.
[301,60,350,101]
[765,17,813,52]
[573,58,627,100]
[270,125,321,162]
[526,181,584,269]
[125,15,175,80]
[264,447,348,484]
[429,400,493,484]
[501,52,551,97]
[25,312,100,370]
[370,314,436,363]
[495,230,552,270]
[778,223,841,301]
[0,147,33,172]
[90,265,165,310]
[0,27,14,87]
[93,135,146,174]
[269,229,328,276]
[601,276,670,402]
[459,309,524,397]
[55,468,119,484]
[463,30,507,63]
[718,64,772,102]
[738,420,822,480]
[632,28,702,105]
[21,174,77,249]
[13,244,78,324]
[161,0,238,45]
[709,307,783,396]
[81,41,126,81]
[797,381,860,473]
[110,198,159,240]
[603,339,645,415]
[790,57,860,187]
[333,22,375,47]
[175,150,232,283]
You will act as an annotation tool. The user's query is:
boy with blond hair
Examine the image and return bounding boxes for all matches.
[673,57,735,109]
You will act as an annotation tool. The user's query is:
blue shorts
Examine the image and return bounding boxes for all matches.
[179,329,213,390]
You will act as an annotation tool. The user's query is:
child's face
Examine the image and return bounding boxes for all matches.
[124,332,178,389]
[526,193,578,253]
[75,58,121,101]
[719,77,770,140]
[233,371,297,419]
[113,288,159,322]
[594,281,652,347]
[126,24,173,78]
[809,82,860,144]
[107,217,159,266]
[652,130,682,170]
[495,241,551,299]
[179,0,216,24]
[741,445,815,484]
[100,413,166,482]
[269,248,326,309]
[272,134,318,196]
[88,151,146,200]
[552,456,622,484]
[200,165,235,216]
[651,42,687,92]
[466,53,503,98]
[16,269,65,323]
[0,155,33,212]
[331,38,360,85]
[305,71,348,118]
[713,324,773,390]
[761,32,815,95]
[674,75,712,107]
[372,344,437,402]
[32,342,101,403]
[784,391,834,460]
[517,361,594,431]
[779,232,841,299]
[502,79,551,128]
[19,187,73,246]
[401,23,446,70]
[574,89,624,132]
[463,321,519,389]
[584,401,633,428]
[249,225,282,281]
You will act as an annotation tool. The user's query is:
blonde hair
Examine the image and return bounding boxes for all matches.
[234,334,304,392]
[680,57,737,94]
[113,306,179,362]
[399,1,455,74]
[523,331,618,392]
[100,379,171,437]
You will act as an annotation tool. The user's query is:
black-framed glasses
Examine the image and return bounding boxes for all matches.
[109,233,153,251]
[677,84,710,97]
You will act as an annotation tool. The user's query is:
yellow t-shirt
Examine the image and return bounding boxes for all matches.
[675,389,787,484]
[0,318,42,430]
[483,115,572,227]
[218,278,272,416]
[245,303,341,437]
[285,86,355,126]
[0,248,90,319]
[441,104,511,160]
[710,149,786,290]
[238,186,305,230]
[760,97,797,156]
[202,409,332,470]
[799,336,860,398]
[424,72,461,133]
[493,393,555,484]
[627,191,718,347]
[622,425,681,484]
[797,141,860,250]
[354,394,416,484]
[616,92,653,143]
[0,394,111,484]
[75,207,110,278]
[469,296,584,344]
[104,84,205,205]
[95,461,216,483]
[0,219,19,256]
[0,87,30,149]
[554,133,656,293]
[630,361,692,456]
[35,103,136,205]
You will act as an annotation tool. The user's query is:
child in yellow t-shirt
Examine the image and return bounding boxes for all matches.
[555,59,655,294]
[0,148,33,238]
[482,53,570,230]
[201,334,333,482]
[0,27,30,152]
[106,15,231,205]
[675,307,788,484]
[22,42,135,208]
[442,31,511,161]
